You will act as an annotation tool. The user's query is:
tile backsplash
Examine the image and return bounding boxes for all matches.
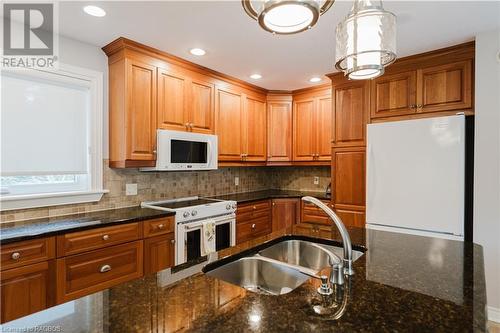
[0,161,330,223]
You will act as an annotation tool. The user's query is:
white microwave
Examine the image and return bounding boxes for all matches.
[141,130,217,171]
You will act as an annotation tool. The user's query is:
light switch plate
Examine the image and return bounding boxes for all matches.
[126,183,138,196]
[313,177,319,185]
[235,177,239,186]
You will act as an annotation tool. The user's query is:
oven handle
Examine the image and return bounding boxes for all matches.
[182,216,235,230]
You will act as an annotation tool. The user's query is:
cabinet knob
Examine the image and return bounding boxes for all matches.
[100,264,112,273]
[11,252,20,260]
[157,224,165,229]
[185,123,190,128]
[416,104,423,109]
[410,104,416,109]
[102,234,110,241]
[253,206,257,210]
[171,239,175,244]
[251,224,256,229]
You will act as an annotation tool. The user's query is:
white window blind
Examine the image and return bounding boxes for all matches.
[1,70,89,176]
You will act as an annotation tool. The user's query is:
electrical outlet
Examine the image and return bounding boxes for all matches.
[235,177,239,186]
[126,183,138,196]
[313,176,320,185]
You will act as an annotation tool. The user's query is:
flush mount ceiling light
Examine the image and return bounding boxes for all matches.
[309,76,322,83]
[335,0,396,80]
[242,0,335,35]
[83,5,106,17]
[189,48,206,56]
[250,74,263,79]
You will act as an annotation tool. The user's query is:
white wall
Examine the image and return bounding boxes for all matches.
[474,29,500,322]
[58,36,109,158]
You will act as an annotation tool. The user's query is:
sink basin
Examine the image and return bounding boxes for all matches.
[205,256,310,295]
[258,240,364,271]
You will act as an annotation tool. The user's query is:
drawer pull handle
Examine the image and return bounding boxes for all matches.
[251,224,256,229]
[157,224,165,229]
[11,252,21,260]
[100,264,112,273]
[102,234,110,241]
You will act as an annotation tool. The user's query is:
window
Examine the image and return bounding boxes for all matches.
[1,64,105,210]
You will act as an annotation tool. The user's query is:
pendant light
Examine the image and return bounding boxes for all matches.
[335,0,396,80]
[242,0,335,35]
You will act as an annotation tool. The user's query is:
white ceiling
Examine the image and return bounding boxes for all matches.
[59,1,500,90]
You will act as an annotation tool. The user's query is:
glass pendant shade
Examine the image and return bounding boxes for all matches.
[335,0,396,80]
[242,0,334,35]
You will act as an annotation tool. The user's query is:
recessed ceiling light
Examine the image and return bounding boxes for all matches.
[83,5,106,17]
[309,77,322,83]
[190,48,206,56]
[250,74,262,80]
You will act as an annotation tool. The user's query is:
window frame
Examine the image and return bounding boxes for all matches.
[0,63,107,211]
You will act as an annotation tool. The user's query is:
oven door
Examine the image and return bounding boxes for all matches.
[176,214,235,265]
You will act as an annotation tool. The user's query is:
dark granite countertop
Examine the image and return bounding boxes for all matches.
[0,207,175,244]
[211,189,331,203]
[1,227,486,332]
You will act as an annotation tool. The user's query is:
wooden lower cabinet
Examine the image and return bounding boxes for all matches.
[1,261,54,323]
[294,223,331,238]
[301,199,333,225]
[56,241,143,303]
[271,198,300,232]
[144,233,175,274]
[335,209,365,228]
[236,200,272,244]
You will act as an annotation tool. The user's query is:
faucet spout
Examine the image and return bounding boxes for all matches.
[301,196,354,276]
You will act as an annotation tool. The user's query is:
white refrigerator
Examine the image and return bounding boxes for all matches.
[366,115,472,240]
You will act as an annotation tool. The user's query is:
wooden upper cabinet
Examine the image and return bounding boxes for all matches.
[267,96,292,162]
[189,78,215,134]
[114,58,158,167]
[293,88,332,162]
[370,70,417,119]
[418,60,472,113]
[244,96,267,162]
[316,95,332,161]
[157,69,188,132]
[293,98,316,161]
[332,80,368,147]
[216,87,244,161]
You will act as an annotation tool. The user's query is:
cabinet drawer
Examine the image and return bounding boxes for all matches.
[143,216,175,238]
[301,201,332,226]
[1,237,55,271]
[236,217,271,244]
[237,200,271,222]
[56,241,143,303]
[57,223,141,256]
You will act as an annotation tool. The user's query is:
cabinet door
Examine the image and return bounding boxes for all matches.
[157,69,188,132]
[267,100,292,162]
[244,96,267,161]
[216,88,244,161]
[370,71,417,118]
[188,78,215,134]
[1,261,52,323]
[271,199,299,232]
[293,98,315,161]
[316,95,332,161]
[126,59,157,162]
[144,233,175,274]
[333,81,368,147]
[417,60,472,113]
[335,209,365,228]
[332,148,366,210]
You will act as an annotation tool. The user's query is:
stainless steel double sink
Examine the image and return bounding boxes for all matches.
[204,239,364,296]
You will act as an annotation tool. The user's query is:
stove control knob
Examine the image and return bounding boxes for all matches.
[231,203,237,209]
[183,211,190,218]
[191,210,198,217]
[226,204,231,210]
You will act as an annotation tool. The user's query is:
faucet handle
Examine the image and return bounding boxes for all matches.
[330,262,345,286]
